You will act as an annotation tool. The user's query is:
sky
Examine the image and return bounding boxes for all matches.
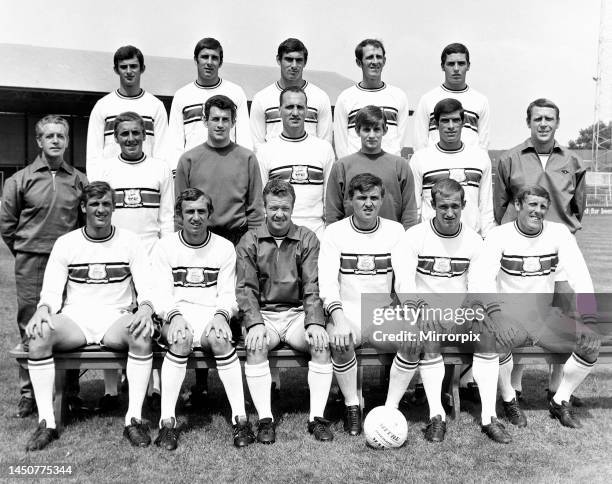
[0,0,603,149]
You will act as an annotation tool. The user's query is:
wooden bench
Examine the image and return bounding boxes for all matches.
[10,344,612,429]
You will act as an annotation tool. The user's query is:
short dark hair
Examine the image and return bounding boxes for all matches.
[433,98,465,124]
[175,188,214,218]
[113,111,145,136]
[515,185,551,205]
[113,45,145,70]
[204,95,237,122]
[279,86,308,107]
[355,39,385,62]
[348,173,385,199]
[440,43,470,66]
[193,37,223,65]
[35,115,69,138]
[277,38,308,63]
[263,179,296,207]
[82,181,115,206]
[354,105,387,132]
[431,179,465,206]
[526,98,560,123]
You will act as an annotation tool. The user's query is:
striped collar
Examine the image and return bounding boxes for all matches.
[431,219,462,238]
[179,229,211,248]
[115,89,144,100]
[514,220,543,238]
[119,153,146,164]
[195,78,222,89]
[275,80,308,91]
[356,81,386,92]
[82,226,115,243]
[349,215,380,234]
[435,142,465,154]
[280,132,308,142]
[441,84,469,94]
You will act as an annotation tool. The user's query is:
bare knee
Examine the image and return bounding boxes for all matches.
[309,346,331,364]
[330,346,354,364]
[129,332,152,354]
[204,332,234,356]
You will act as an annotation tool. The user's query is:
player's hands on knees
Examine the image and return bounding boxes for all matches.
[128,304,154,339]
[577,323,601,354]
[306,325,329,352]
[245,324,268,351]
[25,306,55,340]
[328,310,354,352]
[205,314,232,341]
[489,313,517,349]
[168,316,194,344]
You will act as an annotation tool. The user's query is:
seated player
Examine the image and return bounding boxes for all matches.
[389,179,510,443]
[472,185,600,429]
[236,179,333,444]
[24,181,156,451]
[319,173,405,435]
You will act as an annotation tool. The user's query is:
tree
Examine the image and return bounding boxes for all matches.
[568,121,612,150]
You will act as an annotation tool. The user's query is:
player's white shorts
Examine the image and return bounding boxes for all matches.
[179,302,216,348]
[60,305,131,344]
[262,307,305,344]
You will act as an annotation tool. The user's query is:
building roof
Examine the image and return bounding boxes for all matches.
[0,43,353,101]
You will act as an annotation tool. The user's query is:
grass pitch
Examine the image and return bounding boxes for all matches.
[0,216,611,483]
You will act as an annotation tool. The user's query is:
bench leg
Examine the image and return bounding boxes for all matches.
[54,370,67,431]
[450,364,461,420]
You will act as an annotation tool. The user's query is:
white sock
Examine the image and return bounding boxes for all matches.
[420,356,445,421]
[473,353,499,425]
[553,353,594,405]
[308,361,333,421]
[28,357,56,429]
[511,364,525,392]
[160,351,187,426]
[498,353,516,403]
[125,352,153,426]
[216,349,246,420]
[332,355,359,406]
[549,364,563,393]
[245,361,273,420]
[103,369,119,396]
[385,354,417,408]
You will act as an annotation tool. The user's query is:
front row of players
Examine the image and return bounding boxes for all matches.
[24,175,600,451]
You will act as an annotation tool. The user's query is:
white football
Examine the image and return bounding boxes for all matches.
[363,406,408,449]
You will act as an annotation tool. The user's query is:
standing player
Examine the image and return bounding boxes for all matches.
[333,39,409,159]
[326,105,417,229]
[164,38,252,172]
[237,180,334,444]
[472,185,599,429]
[152,188,254,449]
[1,115,88,418]
[257,87,335,237]
[86,45,168,172]
[319,173,405,435]
[23,182,157,451]
[494,99,587,402]
[249,38,332,151]
[175,94,263,403]
[389,179,510,443]
[413,43,490,150]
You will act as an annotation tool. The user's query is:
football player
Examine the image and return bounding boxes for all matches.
[256,87,335,238]
[24,181,157,451]
[250,38,332,151]
[333,39,409,159]
[236,179,334,444]
[319,173,405,435]
[413,43,490,150]
[152,188,254,449]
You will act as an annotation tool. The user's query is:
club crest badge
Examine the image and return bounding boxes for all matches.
[186,268,205,284]
[433,257,452,274]
[88,264,107,280]
[124,189,142,207]
[356,255,376,273]
[523,257,542,272]
[291,165,308,183]
[449,169,466,183]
